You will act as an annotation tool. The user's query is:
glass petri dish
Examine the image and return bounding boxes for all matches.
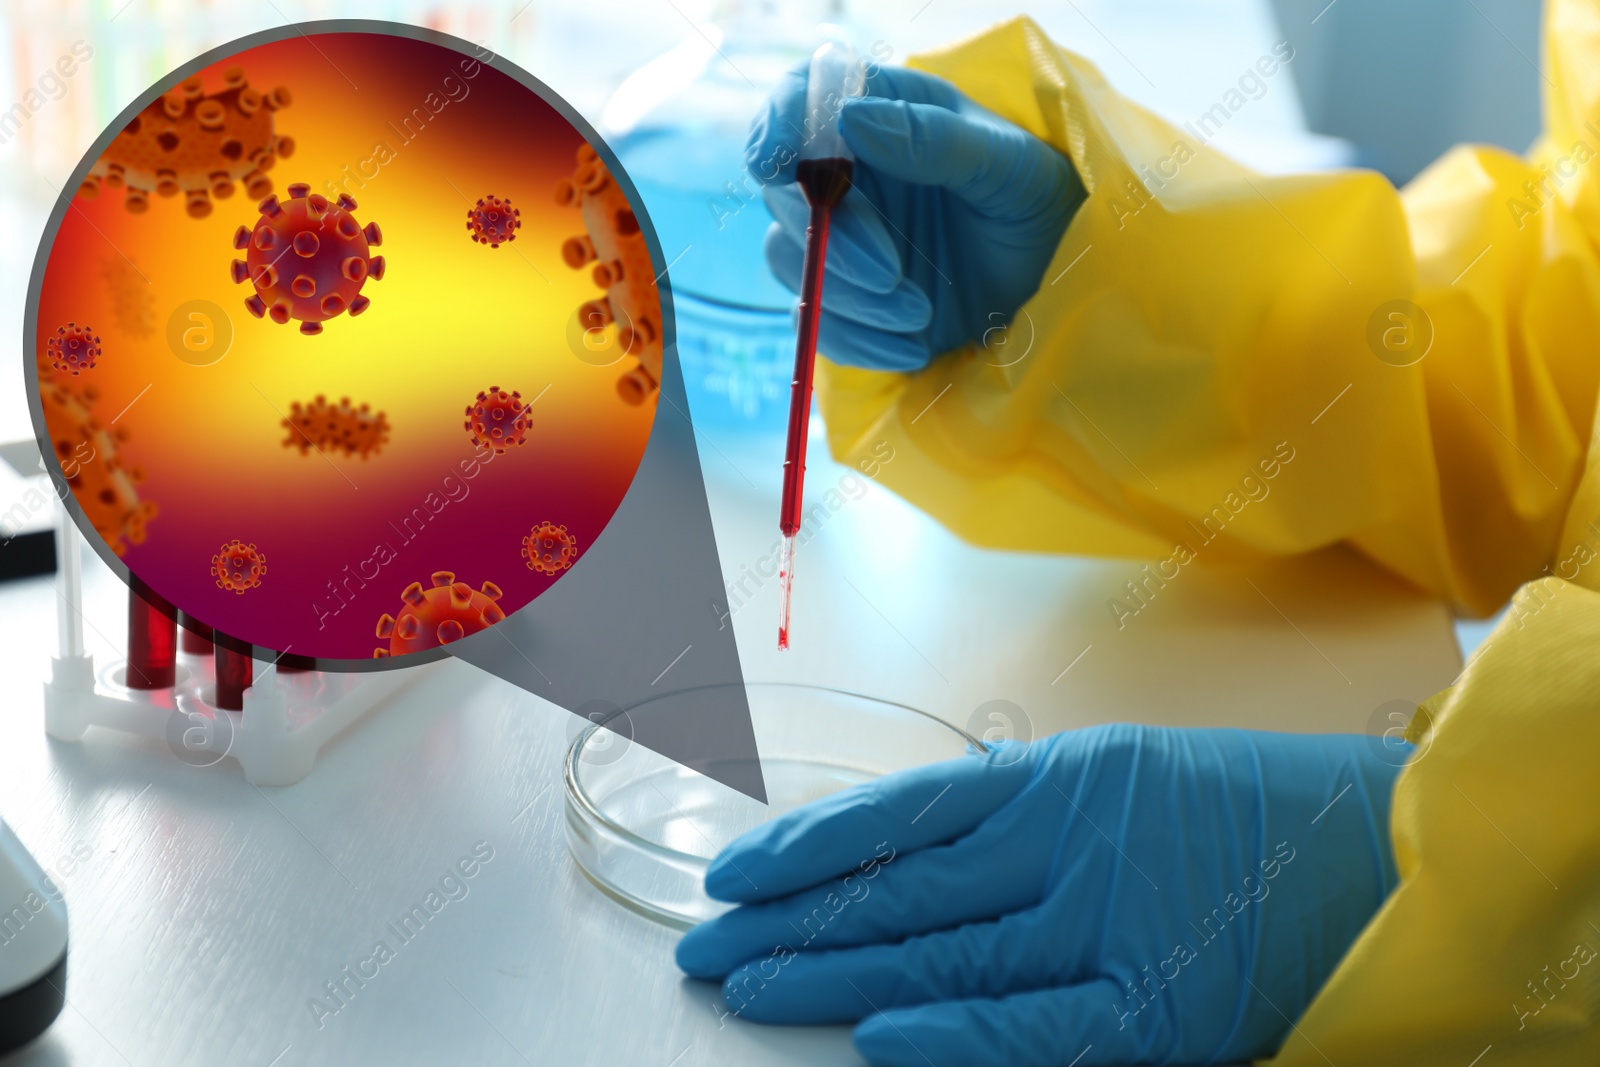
[564,683,979,928]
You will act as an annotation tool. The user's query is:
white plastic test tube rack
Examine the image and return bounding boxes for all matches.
[42,501,439,784]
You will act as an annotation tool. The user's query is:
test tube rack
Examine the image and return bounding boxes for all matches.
[42,502,438,785]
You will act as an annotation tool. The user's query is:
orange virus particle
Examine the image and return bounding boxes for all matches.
[466,194,520,248]
[78,66,293,218]
[100,257,156,339]
[556,144,663,405]
[374,571,505,658]
[464,387,529,453]
[282,395,390,459]
[212,540,267,594]
[47,322,101,375]
[522,522,578,574]
[232,183,385,336]
[39,381,157,555]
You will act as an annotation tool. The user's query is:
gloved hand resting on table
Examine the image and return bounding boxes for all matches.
[746,64,1086,371]
[677,724,1409,1067]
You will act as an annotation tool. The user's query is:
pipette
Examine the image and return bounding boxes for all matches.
[778,41,863,651]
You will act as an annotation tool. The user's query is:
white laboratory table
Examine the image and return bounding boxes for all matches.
[0,423,1465,1067]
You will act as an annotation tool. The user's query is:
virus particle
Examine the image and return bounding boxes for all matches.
[374,571,505,658]
[78,66,293,218]
[46,322,101,375]
[466,195,521,248]
[39,381,157,556]
[464,387,529,453]
[522,522,578,574]
[556,143,663,405]
[232,183,385,336]
[100,257,156,339]
[212,540,267,594]
[282,395,390,459]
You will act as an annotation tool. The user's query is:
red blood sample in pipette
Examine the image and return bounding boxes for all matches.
[779,41,864,651]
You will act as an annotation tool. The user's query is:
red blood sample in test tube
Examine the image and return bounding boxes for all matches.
[275,652,315,673]
[214,631,253,712]
[179,611,214,655]
[126,584,176,689]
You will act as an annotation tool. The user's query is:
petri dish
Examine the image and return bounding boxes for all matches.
[564,683,979,927]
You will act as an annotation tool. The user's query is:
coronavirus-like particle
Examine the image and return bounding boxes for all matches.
[212,539,267,593]
[464,387,529,453]
[231,183,385,336]
[374,571,505,658]
[556,144,662,405]
[39,381,157,555]
[466,195,520,248]
[522,522,578,574]
[282,395,389,459]
[101,257,156,339]
[46,322,101,375]
[78,66,293,218]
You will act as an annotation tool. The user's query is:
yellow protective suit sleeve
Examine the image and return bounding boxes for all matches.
[1263,580,1600,1066]
[816,10,1600,616]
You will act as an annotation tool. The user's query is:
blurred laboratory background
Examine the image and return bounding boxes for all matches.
[0,0,1543,442]
[0,0,1544,654]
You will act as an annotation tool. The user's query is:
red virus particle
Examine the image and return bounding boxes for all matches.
[39,381,157,555]
[231,183,385,336]
[47,322,101,375]
[464,387,529,453]
[374,571,505,658]
[282,395,390,459]
[212,540,267,594]
[78,66,293,218]
[522,522,578,574]
[556,143,662,405]
[466,195,521,248]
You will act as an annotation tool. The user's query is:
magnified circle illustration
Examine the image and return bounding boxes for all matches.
[28,25,664,666]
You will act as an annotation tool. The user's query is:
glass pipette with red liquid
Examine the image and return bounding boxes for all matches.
[779,41,864,650]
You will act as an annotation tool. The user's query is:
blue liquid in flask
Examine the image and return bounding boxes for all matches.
[605,16,813,429]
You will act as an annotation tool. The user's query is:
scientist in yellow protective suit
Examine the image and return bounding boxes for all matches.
[675,3,1600,1066]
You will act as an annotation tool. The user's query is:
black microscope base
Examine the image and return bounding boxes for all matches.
[0,947,66,1056]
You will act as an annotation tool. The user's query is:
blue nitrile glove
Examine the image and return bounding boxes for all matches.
[745,64,1086,371]
[677,725,1410,1067]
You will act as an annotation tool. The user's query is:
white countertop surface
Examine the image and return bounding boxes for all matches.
[0,424,1463,1067]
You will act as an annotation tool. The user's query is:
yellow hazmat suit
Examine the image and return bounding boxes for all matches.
[815,4,1600,1063]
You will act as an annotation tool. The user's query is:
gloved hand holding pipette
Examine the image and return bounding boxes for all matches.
[769,47,1088,649]
[748,61,1086,371]
[678,727,1407,1067]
